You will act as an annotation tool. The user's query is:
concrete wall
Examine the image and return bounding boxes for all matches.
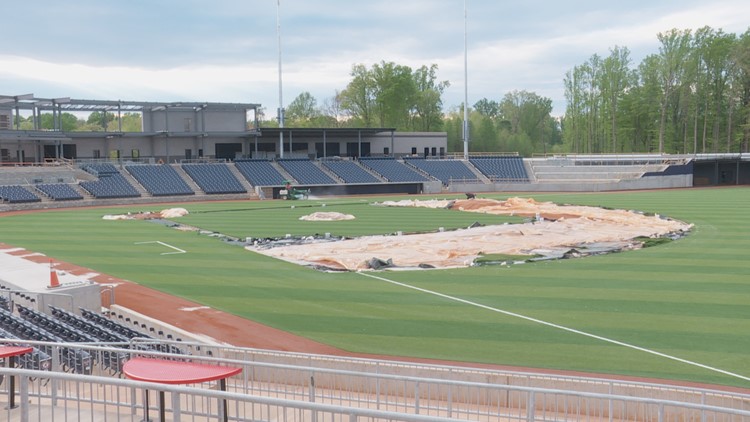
[144,109,247,132]
[367,132,448,156]
[448,174,693,194]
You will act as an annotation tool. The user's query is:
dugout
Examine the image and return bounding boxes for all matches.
[693,155,750,186]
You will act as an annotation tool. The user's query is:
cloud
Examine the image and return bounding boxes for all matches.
[1,0,749,118]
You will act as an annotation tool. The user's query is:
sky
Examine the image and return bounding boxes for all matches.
[1,0,748,117]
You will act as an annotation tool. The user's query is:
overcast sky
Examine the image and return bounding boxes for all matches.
[1,0,748,117]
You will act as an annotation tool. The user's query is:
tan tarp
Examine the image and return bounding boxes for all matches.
[250,198,692,271]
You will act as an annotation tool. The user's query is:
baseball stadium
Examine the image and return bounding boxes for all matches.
[0,94,749,421]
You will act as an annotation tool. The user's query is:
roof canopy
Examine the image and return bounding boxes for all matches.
[0,93,260,113]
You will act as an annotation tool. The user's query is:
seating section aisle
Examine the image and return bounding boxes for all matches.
[404,158,479,185]
[0,185,42,203]
[126,165,195,196]
[321,160,381,184]
[234,159,287,186]
[469,157,529,181]
[80,174,141,198]
[360,158,431,183]
[278,159,337,185]
[182,163,246,194]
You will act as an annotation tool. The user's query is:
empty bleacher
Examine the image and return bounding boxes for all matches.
[404,158,479,185]
[0,185,41,203]
[182,163,246,194]
[529,157,671,182]
[35,183,84,201]
[360,157,431,183]
[277,159,337,185]
[80,162,120,176]
[126,164,195,196]
[234,159,288,186]
[79,173,141,198]
[321,160,382,184]
[0,305,92,374]
[469,156,530,182]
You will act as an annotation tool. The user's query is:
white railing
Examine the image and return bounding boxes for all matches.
[2,339,750,422]
[3,366,750,422]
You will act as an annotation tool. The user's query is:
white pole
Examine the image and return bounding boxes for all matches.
[462,0,469,160]
[277,0,285,159]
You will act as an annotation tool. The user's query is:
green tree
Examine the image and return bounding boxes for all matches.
[285,92,320,127]
[340,64,376,127]
[411,64,449,131]
[499,90,553,153]
[371,61,415,129]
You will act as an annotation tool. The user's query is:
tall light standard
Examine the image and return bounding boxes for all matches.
[277,0,285,158]
[462,0,469,160]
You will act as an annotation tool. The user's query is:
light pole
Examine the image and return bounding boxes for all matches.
[277,0,285,158]
[462,0,469,160]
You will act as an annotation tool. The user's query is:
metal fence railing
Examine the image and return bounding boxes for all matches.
[2,339,750,422]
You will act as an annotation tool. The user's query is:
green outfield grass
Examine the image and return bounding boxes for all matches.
[1,187,749,388]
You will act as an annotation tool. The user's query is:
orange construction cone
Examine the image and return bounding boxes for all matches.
[49,260,60,288]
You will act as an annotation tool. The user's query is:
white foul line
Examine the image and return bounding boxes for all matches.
[134,241,187,255]
[358,271,750,383]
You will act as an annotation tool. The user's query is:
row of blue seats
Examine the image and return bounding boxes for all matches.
[3,159,531,203]
[126,165,194,196]
[235,159,287,186]
[0,185,41,203]
[182,163,246,194]
[321,160,381,184]
[404,158,479,185]
[469,157,529,181]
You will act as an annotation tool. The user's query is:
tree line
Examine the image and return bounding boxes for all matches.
[563,26,750,154]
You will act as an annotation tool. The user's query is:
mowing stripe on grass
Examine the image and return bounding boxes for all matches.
[358,271,750,383]
[134,241,187,255]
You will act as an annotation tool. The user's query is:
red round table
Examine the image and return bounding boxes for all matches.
[123,357,242,422]
[1,346,33,410]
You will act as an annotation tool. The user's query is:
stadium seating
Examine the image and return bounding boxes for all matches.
[81,162,120,176]
[0,306,92,374]
[359,158,431,183]
[35,183,84,201]
[126,165,195,196]
[277,159,337,185]
[182,163,246,194]
[0,326,52,371]
[321,160,381,184]
[469,157,529,182]
[404,158,479,185]
[0,185,42,203]
[234,159,287,186]
[80,174,141,199]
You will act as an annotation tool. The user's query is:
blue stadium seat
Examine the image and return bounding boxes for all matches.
[277,159,337,185]
[35,183,84,201]
[404,158,478,185]
[126,165,195,196]
[234,159,287,186]
[469,157,530,182]
[80,174,141,199]
[182,163,246,194]
[321,160,381,184]
[359,158,431,183]
[0,185,42,203]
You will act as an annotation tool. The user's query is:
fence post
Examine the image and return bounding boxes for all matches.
[527,391,535,422]
[19,375,29,422]
[172,391,181,422]
[414,381,420,414]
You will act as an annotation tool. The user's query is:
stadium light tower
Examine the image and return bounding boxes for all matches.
[277,0,285,158]
[462,0,469,160]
